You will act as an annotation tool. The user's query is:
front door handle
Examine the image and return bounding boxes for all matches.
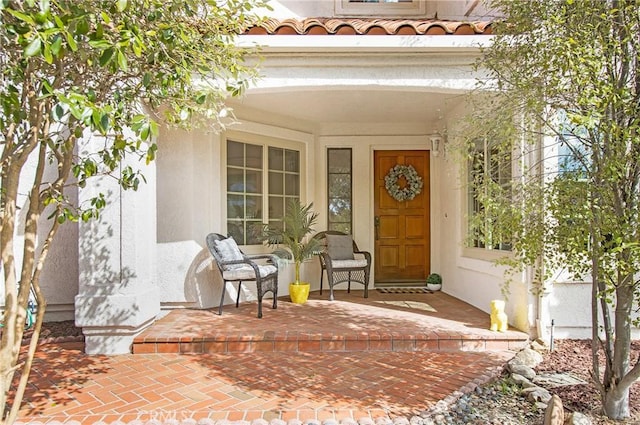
[374,216,380,240]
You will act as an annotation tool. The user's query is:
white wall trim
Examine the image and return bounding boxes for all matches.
[239,35,493,53]
[228,120,314,145]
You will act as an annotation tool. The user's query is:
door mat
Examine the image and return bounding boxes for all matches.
[376,287,432,294]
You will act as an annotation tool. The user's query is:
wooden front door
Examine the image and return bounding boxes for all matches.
[374,150,430,283]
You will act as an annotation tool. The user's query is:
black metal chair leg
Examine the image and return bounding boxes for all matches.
[236,281,242,308]
[320,271,324,295]
[219,282,227,315]
[347,271,352,293]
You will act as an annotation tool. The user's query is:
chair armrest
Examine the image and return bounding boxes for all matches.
[320,252,333,271]
[245,254,280,269]
[218,258,253,267]
[354,250,371,260]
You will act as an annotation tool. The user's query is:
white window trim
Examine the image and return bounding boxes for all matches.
[335,0,428,17]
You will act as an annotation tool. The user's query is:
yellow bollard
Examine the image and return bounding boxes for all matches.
[490,299,508,332]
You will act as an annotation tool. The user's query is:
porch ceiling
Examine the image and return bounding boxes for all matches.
[230,88,463,125]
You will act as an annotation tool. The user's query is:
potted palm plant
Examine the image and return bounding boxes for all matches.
[264,199,321,304]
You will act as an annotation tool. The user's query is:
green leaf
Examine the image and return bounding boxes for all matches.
[77,18,90,35]
[89,39,112,49]
[43,44,53,63]
[24,38,42,57]
[132,41,142,57]
[7,9,36,25]
[100,113,110,133]
[149,120,159,137]
[100,11,111,25]
[114,137,126,150]
[65,31,77,51]
[116,50,128,71]
[50,35,62,55]
[99,47,115,66]
[53,104,64,120]
[41,79,53,95]
[140,124,150,141]
[116,0,128,12]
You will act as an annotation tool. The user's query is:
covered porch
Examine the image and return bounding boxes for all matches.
[133,289,528,354]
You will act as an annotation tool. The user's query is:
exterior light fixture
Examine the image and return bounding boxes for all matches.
[430,134,443,157]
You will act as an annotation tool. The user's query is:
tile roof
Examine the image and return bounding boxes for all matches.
[245,18,493,36]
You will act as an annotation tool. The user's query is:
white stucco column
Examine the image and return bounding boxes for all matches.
[75,134,160,355]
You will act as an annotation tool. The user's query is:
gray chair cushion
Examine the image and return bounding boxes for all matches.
[326,234,354,260]
[213,236,244,270]
[222,264,278,280]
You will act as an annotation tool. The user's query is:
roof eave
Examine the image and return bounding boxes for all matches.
[238,34,493,54]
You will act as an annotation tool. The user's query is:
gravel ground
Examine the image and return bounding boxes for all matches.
[418,375,545,424]
[28,323,640,424]
[419,339,639,425]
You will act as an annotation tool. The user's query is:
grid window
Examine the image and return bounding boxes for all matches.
[268,147,300,236]
[226,141,264,245]
[467,139,512,251]
[226,141,301,245]
[327,148,352,234]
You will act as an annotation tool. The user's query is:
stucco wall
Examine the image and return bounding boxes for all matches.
[434,101,536,334]
[155,121,313,309]
[542,281,640,340]
[0,146,79,322]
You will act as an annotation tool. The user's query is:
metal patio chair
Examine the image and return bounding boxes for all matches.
[313,230,371,301]
[206,233,278,318]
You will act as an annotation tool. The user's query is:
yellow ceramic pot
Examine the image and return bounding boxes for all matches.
[289,282,310,304]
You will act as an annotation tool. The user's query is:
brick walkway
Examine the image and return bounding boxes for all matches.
[16,290,528,424]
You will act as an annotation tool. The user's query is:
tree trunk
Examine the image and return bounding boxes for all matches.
[603,386,630,420]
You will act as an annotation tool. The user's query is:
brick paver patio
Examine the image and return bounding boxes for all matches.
[15,290,528,424]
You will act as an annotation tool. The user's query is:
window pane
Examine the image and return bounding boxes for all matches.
[245,169,262,194]
[328,149,351,173]
[329,198,352,222]
[246,195,262,220]
[269,196,284,219]
[285,173,299,196]
[246,144,262,169]
[227,221,244,242]
[327,148,352,233]
[285,150,299,172]
[328,174,351,198]
[268,147,283,171]
[269,171,284,195]
[329,222,352,234]
[246,221,264,245]
[227,168,244,192]
[227,141,244,167]
[227,195,244,219]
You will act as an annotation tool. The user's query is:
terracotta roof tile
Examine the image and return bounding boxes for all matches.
[246,18,492,36]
